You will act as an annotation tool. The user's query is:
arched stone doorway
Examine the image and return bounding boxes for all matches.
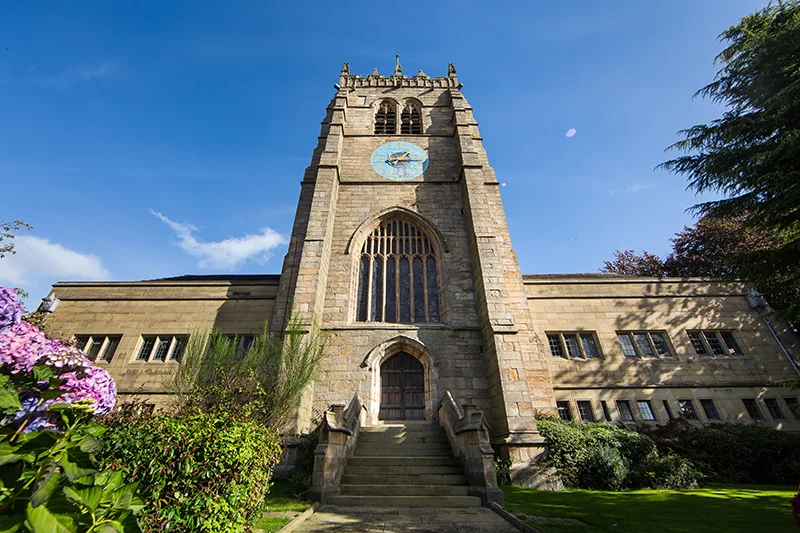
[362,335,438,424]
[379,352,425,420]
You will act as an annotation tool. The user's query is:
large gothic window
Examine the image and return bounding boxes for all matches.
[400,101,422,134]
[374,100,397,134]
[356,218,440,323]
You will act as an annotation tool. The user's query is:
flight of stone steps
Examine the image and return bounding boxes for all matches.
[328,423,482,507]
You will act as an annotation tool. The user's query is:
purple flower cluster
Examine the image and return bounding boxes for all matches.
[0,286,26,333]
[0,287,117,424]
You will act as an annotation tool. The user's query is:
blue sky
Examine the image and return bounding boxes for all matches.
[0,0,766,306]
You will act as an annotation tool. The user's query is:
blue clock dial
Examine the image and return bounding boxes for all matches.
[370,141,429,181]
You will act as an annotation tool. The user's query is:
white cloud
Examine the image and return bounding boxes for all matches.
[151,210,288,271]
[609,181,655,195]
[0,236,110,286]
[46,61,118,86]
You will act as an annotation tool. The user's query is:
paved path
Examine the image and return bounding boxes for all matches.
[292,505,520,533]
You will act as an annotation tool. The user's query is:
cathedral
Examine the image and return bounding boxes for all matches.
[46,62,800,482]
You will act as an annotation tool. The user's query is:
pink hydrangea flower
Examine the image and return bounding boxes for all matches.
[60,366,117,415]
[0,287,25,333]
[0,321,49,373]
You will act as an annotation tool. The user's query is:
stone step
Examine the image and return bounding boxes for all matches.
[357,435,450,444]
[344,464,464,476]
[339,484,469,496]
[347,456,461,467]
[360,425,442,435]
[355,443,452,453]
[353,447,452,456]
[327,495,482,508]
[341,473,467,485]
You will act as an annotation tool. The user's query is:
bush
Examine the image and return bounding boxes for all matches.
[99,405,282,533]
[651,423,800,484]
[287,429,319,499]
[579,445,628,490]
[536,419,701,490]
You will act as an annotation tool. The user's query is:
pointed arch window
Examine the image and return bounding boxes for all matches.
[374,100,397,134]
[400,101,422,134]
[356,218,441,323]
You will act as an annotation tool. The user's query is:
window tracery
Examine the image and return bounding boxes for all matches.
[374,100,397,134]
[400,101,422,134]
[356,218,440,323]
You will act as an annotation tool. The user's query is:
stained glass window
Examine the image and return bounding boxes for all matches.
[357,217,441,323]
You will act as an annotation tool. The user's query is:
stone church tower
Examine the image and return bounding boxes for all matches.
[271,60,556,474]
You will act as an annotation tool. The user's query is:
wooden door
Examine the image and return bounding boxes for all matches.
[379,352,425,420]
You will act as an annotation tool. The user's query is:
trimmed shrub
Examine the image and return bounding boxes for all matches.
[99,405,282,533]
[648,422,800,485]
[579,445,628,490]
[287,429,319,499]
[536,418,700,490]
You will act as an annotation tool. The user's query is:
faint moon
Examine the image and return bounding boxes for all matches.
[501,182,507,187]
[566,128,577,138]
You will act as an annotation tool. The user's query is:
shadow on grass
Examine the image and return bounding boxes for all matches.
[503,484,797,533]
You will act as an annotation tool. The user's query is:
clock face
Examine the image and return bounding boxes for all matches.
[370,141,429,181]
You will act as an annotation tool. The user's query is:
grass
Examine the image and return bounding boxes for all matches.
[253,480,312,531]
[502,484,798,533]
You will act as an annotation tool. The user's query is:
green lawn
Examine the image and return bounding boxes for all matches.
[253,480,312,532]
[502,484,798,533]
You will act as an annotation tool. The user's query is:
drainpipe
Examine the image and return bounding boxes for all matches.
[746,289,800,377]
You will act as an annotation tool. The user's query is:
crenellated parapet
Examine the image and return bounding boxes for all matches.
[338,61,460,89]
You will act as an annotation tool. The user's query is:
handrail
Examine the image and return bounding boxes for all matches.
[438,391,504,505]
[307,393,365,503]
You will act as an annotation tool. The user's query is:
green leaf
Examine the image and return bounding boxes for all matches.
[31,366,55,383]
[78,435,102,454]
[58,448,97,482]
[96,522,124,533]
[0,391,22,414]
[117,513,143,533]
[96,470,124,492]
[0,513,24,533]
[25,503,74,533]
[111,482,139,511]
[0,441,23,466]
[41,389,67,402]
[63,486,103,513]
[29,460,59,508]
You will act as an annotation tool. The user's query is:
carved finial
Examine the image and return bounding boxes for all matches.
[416,69,428,78]
[395,54,403,75]
[448,62,457,76]
[370,67,380,77]
[340,62,349,75]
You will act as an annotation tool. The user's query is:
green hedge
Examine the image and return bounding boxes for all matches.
[98,406,282,533]
[536,419,700,490]
[649,422,800,485]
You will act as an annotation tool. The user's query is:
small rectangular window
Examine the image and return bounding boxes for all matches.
[650,333,671,356]
[617,400,634,422]
[617,331,672,358]
[547,334,564,358]
[679,399,698,420]
[152,338,171,361]
[171,336,188,362]
[719,332,743,355]
[75,336,90,350]
[101,336,120,362]
[86,337,105,359]
[688,330,744,357]
[687,332,709,356]
[137,337,156,360]
[763,398,785,419]
[579,334,600,359]
[556,401,572,421]
[577,401,594,422]
[662,400,675,420]
[564,335,582,359]
[784,398,799,420]
[547,332,602,359]
[600,400,612,421]
[618,334,638,357]
[637,400,656,421]
[742,398,763,420]
[699,399,721,421]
